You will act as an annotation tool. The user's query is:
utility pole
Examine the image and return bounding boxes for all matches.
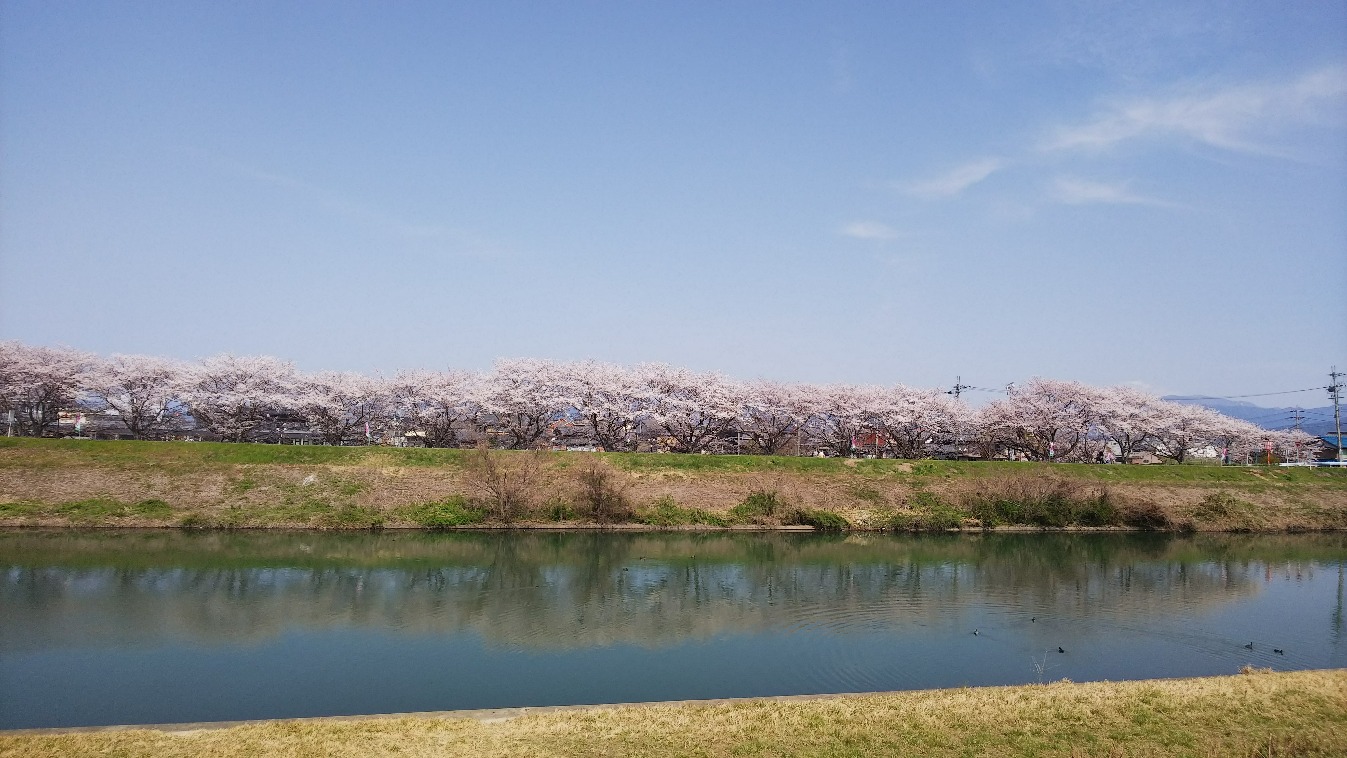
[946,376,972,400]
[1331,367,1344,464]
[1288,407,1305,433]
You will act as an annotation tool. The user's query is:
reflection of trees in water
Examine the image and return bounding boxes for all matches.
[1,532,1342,652]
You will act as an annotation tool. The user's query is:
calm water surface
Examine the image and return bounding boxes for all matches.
[1,529,1344,729]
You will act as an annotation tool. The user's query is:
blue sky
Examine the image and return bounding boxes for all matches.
[2,1,1344,402]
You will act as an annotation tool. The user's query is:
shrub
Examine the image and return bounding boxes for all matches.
[1118,497,1173,530]
[1193,492,1242,521]
[637,497,728,527]
[575,457,634,523]
[730,489,786,523]
[464,444,542,522]
[789,508,849,531]
[538,499,578,522]
[889,491,964,531]
[962,477,1120,528]
[1191,491,1264,531]
[401,496,485,528]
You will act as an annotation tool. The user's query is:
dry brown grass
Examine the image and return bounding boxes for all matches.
[3,439,1346,531]
[3,669,1344,757]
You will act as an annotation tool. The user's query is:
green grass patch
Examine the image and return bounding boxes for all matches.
[316,504,385,529]
[229,477,258,494]
[791,508,849,531]
[888,491,965,531]
[729,489,788,522]
[4,438,1347,489]
[727,490,848,530]
[398,497,485,528]
[0,500,43,518]
[35,497,177,523]
[0,437,474,469]
[605,451,850,475]
[964,479,1120,528]
[636,497,729,527]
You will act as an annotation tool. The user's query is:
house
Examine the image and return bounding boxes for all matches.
[1317,435,1346,462]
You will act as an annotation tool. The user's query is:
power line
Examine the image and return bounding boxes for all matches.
[1180,387,1328,400]
[950,382,1335,404]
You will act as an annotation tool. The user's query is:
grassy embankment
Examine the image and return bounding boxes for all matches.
[2,437,1345,531]
[3,669,1344,757]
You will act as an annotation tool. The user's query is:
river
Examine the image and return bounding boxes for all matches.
[1,528,1343,729]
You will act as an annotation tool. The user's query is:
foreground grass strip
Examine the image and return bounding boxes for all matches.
[4,670,1344,757]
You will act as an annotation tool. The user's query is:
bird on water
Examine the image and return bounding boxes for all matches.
[1244,642,1254,650]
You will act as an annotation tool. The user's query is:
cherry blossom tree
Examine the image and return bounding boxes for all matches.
[1148,402,1225,463]
[479,358,572,449]
[563,360,648,452]
[1206,415,1265,463]
[810,384,880,457]
[389,369,482,448]
[870,385,962,459]
[1276,429,1322,464]
[0,341,91,436]
[181,354,300,442]
[980,378,1096,461]
[643,364,744,453]
[296,371,394,446]
[739,380,820,454]
[1092,387,1163,461]
[83,353,189,439]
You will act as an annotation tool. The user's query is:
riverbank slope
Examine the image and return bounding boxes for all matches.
[3,669,1344,757]
[2,438,1344,531]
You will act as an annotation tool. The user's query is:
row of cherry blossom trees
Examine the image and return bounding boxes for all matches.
[0,341,1321,462]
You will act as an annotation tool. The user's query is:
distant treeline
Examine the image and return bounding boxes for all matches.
[0,341,1321,462]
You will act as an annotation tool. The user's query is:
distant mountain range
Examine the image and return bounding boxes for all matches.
[1164,396,1341,438]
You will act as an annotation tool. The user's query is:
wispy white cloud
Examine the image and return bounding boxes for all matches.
[1043,65,1347,156]
[903,158,1004,198]
[839,221,899,240]
[1050,177,1175,207]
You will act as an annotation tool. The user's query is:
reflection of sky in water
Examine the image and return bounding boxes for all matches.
[0,531,1343,729]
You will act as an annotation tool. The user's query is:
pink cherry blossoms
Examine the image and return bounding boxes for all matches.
[0,340,1323,463]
